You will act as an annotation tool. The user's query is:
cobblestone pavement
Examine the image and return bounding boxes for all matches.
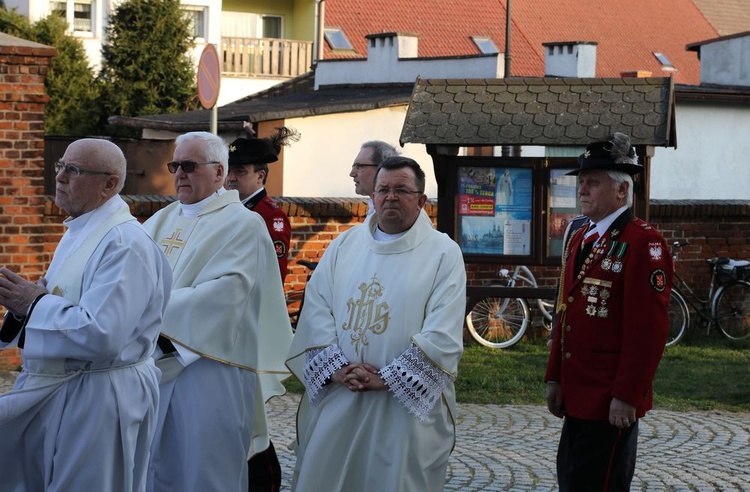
[3,371,749,491]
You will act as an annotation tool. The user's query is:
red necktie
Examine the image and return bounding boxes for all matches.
[582,223,599,248]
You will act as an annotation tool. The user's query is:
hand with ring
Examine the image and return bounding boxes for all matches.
[609,397,636,429]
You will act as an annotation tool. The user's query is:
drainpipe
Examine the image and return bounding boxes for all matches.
[504,0,511,77]
[502,0,514,156]
[314,0,326,62]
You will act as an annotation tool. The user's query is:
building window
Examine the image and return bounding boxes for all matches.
[184,7,207,40]
[50,0,94,33]
[653,51,676,71]
[73,1,93,31]
[324,27,353,50]
[262,15,282,38]
[472,36,499,54]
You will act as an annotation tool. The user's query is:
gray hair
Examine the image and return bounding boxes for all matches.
[175,131,229,177]
[606,170,634,207]
[361,140,399,165]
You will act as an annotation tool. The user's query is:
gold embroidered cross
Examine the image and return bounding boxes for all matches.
[161,228,185,256]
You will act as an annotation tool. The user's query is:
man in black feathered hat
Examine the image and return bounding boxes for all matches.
[226,126,299,281]
[226,125,299,492]
[545,132,672,491]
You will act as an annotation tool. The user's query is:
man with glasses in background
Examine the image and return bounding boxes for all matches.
[144,131,292,492]
[287,156,466,491]
[0,139,172,491]
[349,141,399,216]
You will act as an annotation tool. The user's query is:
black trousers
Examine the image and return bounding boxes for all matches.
[248,440,282,492]
[557,417,639,492]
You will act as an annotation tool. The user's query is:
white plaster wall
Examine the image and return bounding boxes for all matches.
[282,106,437,198]
[700,37,750,87]
[544,44,597,77]
[651,101,750,199]
[218,76,286,106]
[314,55,502,89]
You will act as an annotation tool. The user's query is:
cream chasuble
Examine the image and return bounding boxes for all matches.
[144,189,292,458]
[287,212,466,492]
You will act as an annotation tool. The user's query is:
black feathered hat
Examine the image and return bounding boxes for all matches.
[228,137,278,166]
[567,132,643,176]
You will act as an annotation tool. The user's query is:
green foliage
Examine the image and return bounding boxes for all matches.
[457,340,750,411]
[98,0,198,121]
[0,8,102,135]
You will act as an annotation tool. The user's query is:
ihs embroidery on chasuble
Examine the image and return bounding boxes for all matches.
[342,274,390,356]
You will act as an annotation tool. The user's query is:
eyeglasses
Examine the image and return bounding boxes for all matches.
[351,163,378,171]
[374,187,423,198]
[167,161,219,174]
[54,160,112,177]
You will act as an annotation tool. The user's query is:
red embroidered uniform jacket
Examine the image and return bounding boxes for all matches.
[245,189,291,282]
[545,210,672,420]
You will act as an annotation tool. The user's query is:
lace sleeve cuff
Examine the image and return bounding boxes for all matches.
[304,345,350,405]
[379,344,454,421]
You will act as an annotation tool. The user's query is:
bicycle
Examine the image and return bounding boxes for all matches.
[286,259,318,330]
[466,265,555,349]
[667,240,750,346]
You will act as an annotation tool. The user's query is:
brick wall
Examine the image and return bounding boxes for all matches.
[2,194,749,368]
[0,38,56,370]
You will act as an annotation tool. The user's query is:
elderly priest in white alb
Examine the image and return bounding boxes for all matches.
[144,131,292,492]
[0,139,172,491]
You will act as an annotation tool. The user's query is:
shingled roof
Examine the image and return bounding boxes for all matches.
[399,76,676,147]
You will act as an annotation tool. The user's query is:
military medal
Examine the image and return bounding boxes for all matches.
[610,242,628,274]
[601,242,618,271]
[581,278,613,318]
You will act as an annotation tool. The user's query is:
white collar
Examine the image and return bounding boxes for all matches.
[590,205,629,238]
[180,188,226,217]
[241,187,264,206]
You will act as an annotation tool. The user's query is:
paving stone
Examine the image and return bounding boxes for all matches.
[2,373,749,491]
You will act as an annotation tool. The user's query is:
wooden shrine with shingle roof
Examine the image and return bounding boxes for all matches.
[400,76,676,266]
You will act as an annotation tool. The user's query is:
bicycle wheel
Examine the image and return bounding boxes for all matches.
[538,298,555,331]
[466,297,530,348]
[714,281,750,340]
[666,290,689,347]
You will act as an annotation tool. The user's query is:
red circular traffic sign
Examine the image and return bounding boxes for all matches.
[197,44,221,109]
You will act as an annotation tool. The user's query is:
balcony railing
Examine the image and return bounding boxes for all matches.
[221,37,313,78]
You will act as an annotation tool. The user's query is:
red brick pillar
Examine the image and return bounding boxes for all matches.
[0,35,57,370]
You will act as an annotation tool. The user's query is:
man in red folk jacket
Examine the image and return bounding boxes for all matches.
[226,126,298,491]
[226,127,297,282]
[546,132,671,491]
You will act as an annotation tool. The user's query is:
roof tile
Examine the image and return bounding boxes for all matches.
[325,0,719,85]
[399,77,675,146]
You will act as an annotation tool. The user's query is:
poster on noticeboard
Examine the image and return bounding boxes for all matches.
[457,167,533,256]
[547,168,581,257]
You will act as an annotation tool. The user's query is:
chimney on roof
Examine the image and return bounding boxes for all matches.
[543,41,597,77]
[621,70,653,78]
[365,32,419,63]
